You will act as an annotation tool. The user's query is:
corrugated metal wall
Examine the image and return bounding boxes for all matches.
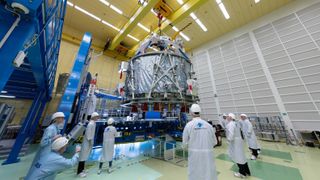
[192,2,320,130]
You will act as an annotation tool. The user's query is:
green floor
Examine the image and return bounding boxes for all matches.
[1,139,319,180]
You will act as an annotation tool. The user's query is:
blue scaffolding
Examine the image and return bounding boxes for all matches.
[0,0,67,165]
[57,32,92,134]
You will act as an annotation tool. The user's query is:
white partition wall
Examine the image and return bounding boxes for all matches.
[193,53,219,123]
[192,1,320,130]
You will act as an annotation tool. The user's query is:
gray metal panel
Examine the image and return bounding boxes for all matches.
[126,53,191,94]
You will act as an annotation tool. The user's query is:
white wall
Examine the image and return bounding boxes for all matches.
[192,0,320,131]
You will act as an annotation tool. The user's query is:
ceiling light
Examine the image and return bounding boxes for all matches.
[190,12,197,20]
[151,9,158,16]
[138,23,150,32]
[71,4,123,33]
[255,0,260,3]
[195,19,207,32]
[127,34,139,42]
[99,0,110,6]
[179,32,190,41]
[98,0,124,15]
[150,47,158,51]
[110,5,123,15]
[0,95,16,99]
[1,91,7,93]
[139,0,148,6]
[172,26,179,32]
[217,3,230,19]
[176,0,184,5]
[75,6,101,21]
[67,1,74,7]
[189,12,208,32]
[102,20,120,31]
[142,1,147,7]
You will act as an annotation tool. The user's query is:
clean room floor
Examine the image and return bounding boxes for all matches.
[1,139,319,180]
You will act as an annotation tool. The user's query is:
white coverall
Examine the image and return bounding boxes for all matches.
[100,126,117,162]
[225,120,247,164]
[26,124,59,178]
[26,151,79,180]
[79,120,96,161]
[183,117,218,180]
[241,119,259,149]
[86,95,97,117]
[219,118,227,129]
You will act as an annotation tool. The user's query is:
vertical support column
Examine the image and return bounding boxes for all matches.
[205,50,221,121]
[3,90,46,165]
[27,99,47,143]
[248,32,298,142]
[218,47,238,114]
[192,53,207,118]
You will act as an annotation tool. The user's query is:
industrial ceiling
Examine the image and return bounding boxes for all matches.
[63,0,292,58]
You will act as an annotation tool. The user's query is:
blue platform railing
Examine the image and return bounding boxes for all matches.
[1,0,67,165]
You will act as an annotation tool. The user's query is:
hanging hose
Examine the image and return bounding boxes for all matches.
[0,6,20,49]
[157,12,163,36]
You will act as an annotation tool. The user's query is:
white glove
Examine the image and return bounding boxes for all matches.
[53,134,62,141]
[75,145,81,153]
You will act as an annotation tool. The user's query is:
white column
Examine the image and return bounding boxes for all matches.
[248,31,299,142]
[205,50,221,119]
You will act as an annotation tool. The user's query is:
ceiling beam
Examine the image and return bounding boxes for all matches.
[108,0,160,50]
[61,33,129,61]
[127,0,209,57]
[162,0,209,32]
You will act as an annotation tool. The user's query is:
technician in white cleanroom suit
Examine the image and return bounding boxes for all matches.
[26,112,65,178]
[226,113,251,178]
[182,104,218,180]
[240,114,260,160]
[98,118,118,174]
[77,112,99,177]
[85,94,97,120]
[219,113,228,129]
[26,137,80,180]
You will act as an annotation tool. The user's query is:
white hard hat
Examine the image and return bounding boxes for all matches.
[190,104,201,113]
[52,137,68,151]
[91,112,99,118]
[240,114,247,117]
[222,113,227,117]
[108,118,114,125]
[228,113,236,119]
[51,112,65,121]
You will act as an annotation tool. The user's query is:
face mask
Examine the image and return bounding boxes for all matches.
[57,121,65,130]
